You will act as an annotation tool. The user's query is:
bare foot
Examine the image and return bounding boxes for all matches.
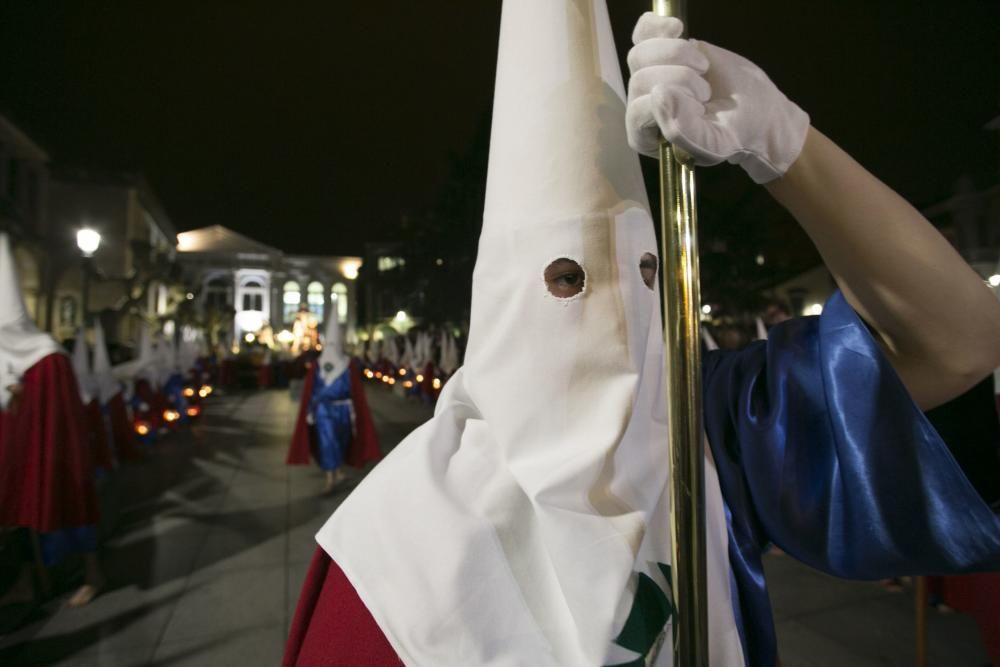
[66,583,101,608]
[879,578,904,593]
[322,469,349,495]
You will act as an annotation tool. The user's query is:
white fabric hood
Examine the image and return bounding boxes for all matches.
[71,328,95,403]
[92,320,123,404]
[317,316,349,384]
[0,233,63,409]
[112,323,158,387]
[317,2,742,665]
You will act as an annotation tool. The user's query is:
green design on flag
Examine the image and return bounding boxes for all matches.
[607,563,674,666]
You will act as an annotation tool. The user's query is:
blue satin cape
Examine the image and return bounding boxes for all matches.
[703,291,1000,666]
[310,367,353,472]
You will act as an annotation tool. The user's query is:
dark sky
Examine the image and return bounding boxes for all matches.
[1,1,998,257]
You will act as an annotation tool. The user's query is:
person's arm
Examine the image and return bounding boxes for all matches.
[626,13,1000,409]
[767,128,1000,409]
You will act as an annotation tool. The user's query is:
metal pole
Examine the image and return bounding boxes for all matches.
[651,1,709,665]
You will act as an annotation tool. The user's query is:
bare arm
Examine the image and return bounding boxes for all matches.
[767,127,1000,409]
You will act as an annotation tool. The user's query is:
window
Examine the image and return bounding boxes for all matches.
[205,277,230,311]
[283,280,301,323]
[242,293,263,311]
[59,295,77,327]
[307,281,324,320]
[377,256,405,272]
[331,283,348,323]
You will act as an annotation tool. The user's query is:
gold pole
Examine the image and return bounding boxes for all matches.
[914,576,928,667]
[652,1,709,666]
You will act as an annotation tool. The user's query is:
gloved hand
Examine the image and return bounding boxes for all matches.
[626,14,810,183]
[306,412,315,425]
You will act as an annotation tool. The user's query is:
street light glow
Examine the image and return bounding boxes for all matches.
[988,274,1000,287]
[341,259,361,280]
[77,228,101,256]
[701,304,712,315]
[804,303,824,316]
[395,310,407,322]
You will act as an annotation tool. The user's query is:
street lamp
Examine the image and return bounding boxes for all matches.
[76,228,101,257]
[76,227,101,322]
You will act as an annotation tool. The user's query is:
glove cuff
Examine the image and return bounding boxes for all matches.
[739,103,810,184]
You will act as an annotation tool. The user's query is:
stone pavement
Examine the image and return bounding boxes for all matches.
[0,386,989,665]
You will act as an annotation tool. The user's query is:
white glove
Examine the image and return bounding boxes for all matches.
[626,14,810,183]
[306,412,315,425]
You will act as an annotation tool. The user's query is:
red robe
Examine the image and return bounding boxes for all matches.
[84,398,115,470]
[108,391,144,462]
[931,574,1000,664]
[287,358,381,468]
[0,353,99,532]
[258,362,273,388]
[135,379,164,430]
[284,547,402,666]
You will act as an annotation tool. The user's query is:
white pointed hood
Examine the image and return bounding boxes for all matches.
[112,322,158,387]
[755,316,768,341]
[92,320,122,404]
[401,336,415,369]
[71,328,95,403]
[702,325,720,351]
[384,336,399,366]
[0,233,62,409]
[317,3,740,665]
[317,316,349,384]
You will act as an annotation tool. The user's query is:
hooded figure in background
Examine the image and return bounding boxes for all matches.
[93,320,143,462]
[71,330,115,472]
[287,313,380,494]
[113,323,164,436]
[0,233,104,607]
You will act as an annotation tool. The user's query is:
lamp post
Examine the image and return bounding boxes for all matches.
[76,228,101,324]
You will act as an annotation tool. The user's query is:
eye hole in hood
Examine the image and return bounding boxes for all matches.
[639,253,658,290]
[544,257,586,299]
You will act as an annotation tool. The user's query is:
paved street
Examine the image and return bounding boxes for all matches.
[0,386,989,666]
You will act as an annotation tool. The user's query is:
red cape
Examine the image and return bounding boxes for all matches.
[0,353,99,532]
[85,398,115,470]
[108,391,144,462]
[258,363,273,388]
[135,379,164,429]
[286,358,381,467]
[286,363,317,465]
[930,574,1000,664]
[284,547,402,666]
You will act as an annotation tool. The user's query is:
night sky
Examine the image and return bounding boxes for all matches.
[1,1,998,259]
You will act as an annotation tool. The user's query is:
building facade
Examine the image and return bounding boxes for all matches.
[176,225,360,349]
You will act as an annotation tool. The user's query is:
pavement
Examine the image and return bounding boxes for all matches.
[0,385,989,666]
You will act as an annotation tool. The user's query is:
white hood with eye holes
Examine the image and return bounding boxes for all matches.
[316,1,742,665]
[317,314,349,386]
[0,233,63,410]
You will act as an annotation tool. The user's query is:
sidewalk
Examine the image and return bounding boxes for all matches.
[0,386,988,665]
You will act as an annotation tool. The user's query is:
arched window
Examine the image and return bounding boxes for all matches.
[283,280,301,323]
[331,283,348,324]
[307,281,324,321]
[205,276,231,311]
[239,278,265,312]
[59,295,77,327]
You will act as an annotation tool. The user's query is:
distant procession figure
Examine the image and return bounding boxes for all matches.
[287,314,380,494]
